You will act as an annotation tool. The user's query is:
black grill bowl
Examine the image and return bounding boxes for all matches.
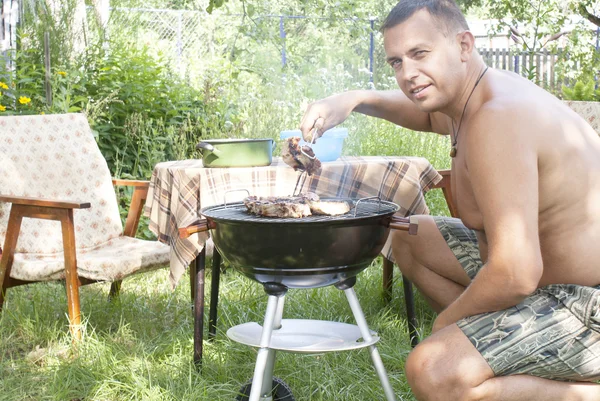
[201,200,399,289]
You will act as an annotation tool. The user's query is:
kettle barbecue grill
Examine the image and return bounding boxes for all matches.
[181,196,418,401]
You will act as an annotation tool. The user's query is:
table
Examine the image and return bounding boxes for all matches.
[144,156,442,364]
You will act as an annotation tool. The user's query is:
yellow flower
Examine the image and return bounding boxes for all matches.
[57,71,66,76]
[40,111,45,115]
[0,105,5,111]
[0,82,8,90]
[18,96,31,105]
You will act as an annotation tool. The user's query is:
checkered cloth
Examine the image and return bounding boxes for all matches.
[144,156,442,287]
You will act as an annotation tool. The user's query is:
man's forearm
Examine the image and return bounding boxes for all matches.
[438,263,535,327]
[350,90,432,132]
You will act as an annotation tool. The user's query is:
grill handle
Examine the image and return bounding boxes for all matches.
[389,215,419,235]
[179,219,216,239]
[224,188,250,206]
[354,196,382,217]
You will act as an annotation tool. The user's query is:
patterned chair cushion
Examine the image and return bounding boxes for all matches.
[11,236,170,282]
[564,100,600,135]
[0,113,169,281]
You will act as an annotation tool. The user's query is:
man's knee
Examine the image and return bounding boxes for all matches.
[405,341,485,401]
[391,215,436,276]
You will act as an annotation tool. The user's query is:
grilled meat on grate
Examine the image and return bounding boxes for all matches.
[308,199,352,215]
[244,193,353,218]
[244,194,314,218]
[281,137,322,175]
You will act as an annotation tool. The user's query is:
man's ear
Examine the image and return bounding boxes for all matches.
[456,30,475,62]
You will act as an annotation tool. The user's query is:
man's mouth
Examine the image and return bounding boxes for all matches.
[410,84,431,100]
[411,85,430,95]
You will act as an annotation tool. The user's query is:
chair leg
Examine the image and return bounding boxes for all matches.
[402,275,419,348]
[108,280,122,300]
[61,210,82,340]
[193,247,206,368]
[208,249,221,341]
[0,208,24,312]
[382,257,394,304]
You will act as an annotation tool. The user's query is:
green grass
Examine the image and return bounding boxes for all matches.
[0,258,436,401]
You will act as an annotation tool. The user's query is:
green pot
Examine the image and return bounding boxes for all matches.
[196,138,275,168]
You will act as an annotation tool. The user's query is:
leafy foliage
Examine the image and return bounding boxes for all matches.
[205,0,484,15]
[562,78,600,100]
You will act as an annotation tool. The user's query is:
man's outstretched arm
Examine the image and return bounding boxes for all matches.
[299,89,448,139]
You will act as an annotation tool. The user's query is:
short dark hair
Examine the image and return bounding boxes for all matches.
[381,0,469,36]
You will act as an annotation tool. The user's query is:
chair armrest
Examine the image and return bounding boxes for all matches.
[431,169,451,190]
[112,178,150,189]
[112,179,149,237]
[430,169,459,218]
[0,195,90,209]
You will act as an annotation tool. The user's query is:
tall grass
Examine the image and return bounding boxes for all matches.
[0,258,436,401]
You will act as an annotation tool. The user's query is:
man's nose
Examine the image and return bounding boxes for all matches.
[401,60,419,82]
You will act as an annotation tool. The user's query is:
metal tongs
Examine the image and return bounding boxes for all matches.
[292,127,319,196]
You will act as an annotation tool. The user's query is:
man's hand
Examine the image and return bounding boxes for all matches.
[431,310,456,334]
[299,92,361,141]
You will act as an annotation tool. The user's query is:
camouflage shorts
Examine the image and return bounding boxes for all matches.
[434,216,600,381]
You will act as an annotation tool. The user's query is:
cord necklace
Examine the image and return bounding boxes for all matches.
[450,66,489,158]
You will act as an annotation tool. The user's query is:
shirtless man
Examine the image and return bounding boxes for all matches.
[299,1,600,400]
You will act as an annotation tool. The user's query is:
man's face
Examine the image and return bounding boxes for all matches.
[383,9,464,113]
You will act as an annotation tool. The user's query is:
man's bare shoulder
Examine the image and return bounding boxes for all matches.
[473,71,572,134]
[468,98,535,147]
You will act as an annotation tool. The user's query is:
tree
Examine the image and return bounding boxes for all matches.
[206,0,485,14]
[572,0,600,27]
[485,0,599,88]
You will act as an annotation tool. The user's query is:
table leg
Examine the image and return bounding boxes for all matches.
[193,247,206,368]
[208,249,221,340]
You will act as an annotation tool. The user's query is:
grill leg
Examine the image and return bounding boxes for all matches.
[193,247,206,369]
[343,287,397,401]
[249,293,285,401]
[208,249,222,340]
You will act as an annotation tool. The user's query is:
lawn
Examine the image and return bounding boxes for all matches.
[0,257,436,400]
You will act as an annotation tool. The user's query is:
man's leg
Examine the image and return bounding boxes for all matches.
[391,215,472,312]
[406,325,600,401]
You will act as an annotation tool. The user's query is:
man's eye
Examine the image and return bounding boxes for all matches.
[391,59,402,70]
[415,50,427,57]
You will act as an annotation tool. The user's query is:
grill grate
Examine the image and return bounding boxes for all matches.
[201,199,399,223]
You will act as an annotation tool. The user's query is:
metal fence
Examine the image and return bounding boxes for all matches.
[106,8,377,81]
[106,7,578,87]
[0,0,18,72]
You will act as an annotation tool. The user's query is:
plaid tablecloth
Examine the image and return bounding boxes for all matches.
[144,156,442,288]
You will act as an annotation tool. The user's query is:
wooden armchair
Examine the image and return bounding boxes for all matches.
[382,169,457,347]
[0,113,171,339]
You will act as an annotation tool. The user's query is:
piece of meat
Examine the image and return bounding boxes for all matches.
[244,193,317,218]
[281,137,322,175]
[244,193,353,218]
[307,199,353,216]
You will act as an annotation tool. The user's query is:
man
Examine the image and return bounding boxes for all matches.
[299,1,600,400]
